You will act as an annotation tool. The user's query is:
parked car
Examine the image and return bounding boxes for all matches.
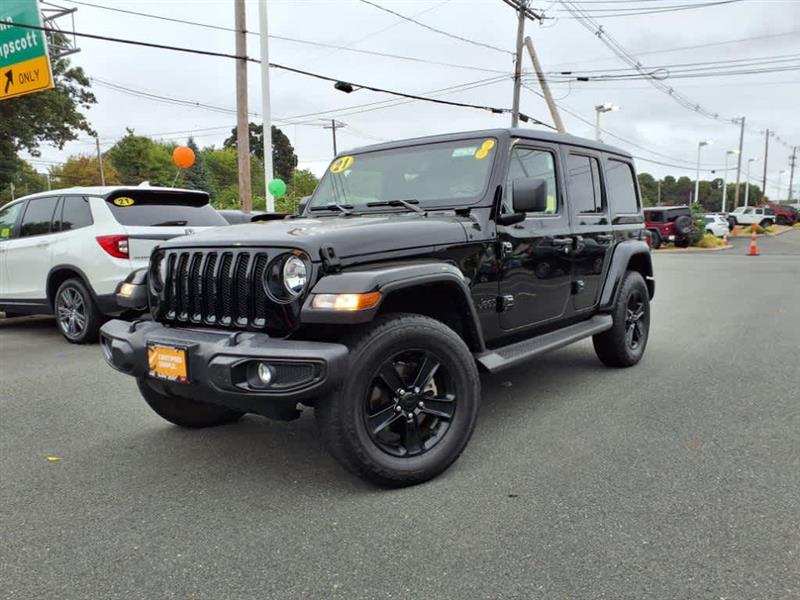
[703,214,730,237]
[643,206,694,248]
[729,206,776,228]
[217,209,266,224]
[101,128,654,486]
[0,186,227,343]
[763,203,798,225]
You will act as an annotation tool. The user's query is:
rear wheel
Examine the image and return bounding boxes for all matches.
[675,237,691,248]
[137,379,244,428]
[777,216,788,226]
[649,230,662,249]
[761,219,773,228]
[55,278,102,344]
[316,313,480,487]
[593,271,650,368]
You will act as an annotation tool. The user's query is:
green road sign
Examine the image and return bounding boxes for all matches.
[0,0,53,101]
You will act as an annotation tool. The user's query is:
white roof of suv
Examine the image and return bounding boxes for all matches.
[12,185,209,204]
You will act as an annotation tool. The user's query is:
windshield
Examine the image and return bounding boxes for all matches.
[309,137,498,211]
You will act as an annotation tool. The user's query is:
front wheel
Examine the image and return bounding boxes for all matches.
[137,379,244,428]
[316,313,480,487]
[593,271,650,368]
[649,230,662,249]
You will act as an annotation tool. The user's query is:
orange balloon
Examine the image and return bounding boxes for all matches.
[172,146,195,169]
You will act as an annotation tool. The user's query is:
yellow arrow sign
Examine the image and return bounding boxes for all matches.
[1,54,52,100]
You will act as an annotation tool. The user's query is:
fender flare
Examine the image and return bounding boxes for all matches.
[598,241,655,310]
[301,261,485,351]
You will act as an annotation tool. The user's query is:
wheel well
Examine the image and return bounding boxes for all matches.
[376,282,483,352]
[627,253,654,299]
[47,268,85,308]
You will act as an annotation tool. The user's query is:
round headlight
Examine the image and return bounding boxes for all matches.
[282,255,307,295]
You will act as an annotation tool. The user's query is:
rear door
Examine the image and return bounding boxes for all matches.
[497,142,572,332]
[4,196,60,300]
[563,150,613,312]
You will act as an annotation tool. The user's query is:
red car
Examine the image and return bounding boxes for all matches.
[643,206,695,249]
[763,203,798,225]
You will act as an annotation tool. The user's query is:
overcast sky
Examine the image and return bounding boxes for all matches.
[30,0,800,198]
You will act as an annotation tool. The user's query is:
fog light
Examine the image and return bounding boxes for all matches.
[257,362,273,385]
[118,283,136,297]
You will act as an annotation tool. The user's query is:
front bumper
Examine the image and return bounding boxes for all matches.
[100,319,349,416]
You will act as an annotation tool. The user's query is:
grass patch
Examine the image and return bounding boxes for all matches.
[694,233,725,248]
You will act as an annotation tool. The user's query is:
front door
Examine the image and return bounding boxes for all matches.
[563,151,613,312]
[0,201,26,300]
[4,196,59,300]
[498,144,572,332]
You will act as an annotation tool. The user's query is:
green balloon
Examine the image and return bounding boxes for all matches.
[268,178,287,198]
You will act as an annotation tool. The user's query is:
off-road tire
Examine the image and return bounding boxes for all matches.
[674,215,693,236]
[777,216,788,226]
[649,230,662,249]
[760,219,773,228]
[137,378,245,428]
[315,313,480,487]
[593,271,650,368]
[54,278,103,344]
[675,237,691,248]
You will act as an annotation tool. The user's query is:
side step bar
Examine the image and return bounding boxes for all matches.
[476,315,613,373]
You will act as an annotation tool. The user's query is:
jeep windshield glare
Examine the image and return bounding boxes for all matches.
[309,138,498,211]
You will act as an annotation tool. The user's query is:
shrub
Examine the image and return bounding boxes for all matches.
[695,233,724,248]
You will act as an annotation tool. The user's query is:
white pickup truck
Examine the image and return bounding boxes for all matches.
[730,206,776,227]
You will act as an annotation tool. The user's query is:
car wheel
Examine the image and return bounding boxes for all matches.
[54,278,103,344]
[675,238,691,248]
[593,270,650,368]
[674,215,693,236]
[649,230,662,249]
[315,313,480,487]
[777,216,788,226]
[136,378,244,428]
[761,219,773,228]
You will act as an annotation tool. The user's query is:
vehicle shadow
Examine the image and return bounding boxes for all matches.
[89,342,609,496]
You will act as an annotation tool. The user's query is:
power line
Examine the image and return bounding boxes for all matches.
[551,0,745,18]
[358,0,513,55]
[10,20,551,125]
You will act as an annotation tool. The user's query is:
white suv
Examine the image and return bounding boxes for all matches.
[729,206,776,228]
[0,186,227,343]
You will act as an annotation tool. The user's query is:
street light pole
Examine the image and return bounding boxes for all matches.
[721,150,737,214]
[594,104,619,142]
[776,170,786,202]
[694,140,710,204]
[258,0,274,212]
[744,158,759,207]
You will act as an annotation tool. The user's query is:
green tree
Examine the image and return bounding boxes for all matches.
[0,34,95,191]
[106,129,174,186]
[0,159,47,206]
[178,137,212,192]
[289,169,319,199]
[223,123,298,182]
[203,147,239,200]
[49,155,120,188]
[637,173,657,206]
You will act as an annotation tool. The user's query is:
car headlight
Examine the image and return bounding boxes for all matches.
[282,255,307,296]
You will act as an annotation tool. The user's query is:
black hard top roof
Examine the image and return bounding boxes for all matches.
[344,128,633,160]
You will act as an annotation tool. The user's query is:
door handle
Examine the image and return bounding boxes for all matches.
[597,234,613,242]
[551,237,573,247]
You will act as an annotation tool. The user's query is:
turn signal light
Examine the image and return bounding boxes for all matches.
[311,292,382,311]
[96,235,130,259]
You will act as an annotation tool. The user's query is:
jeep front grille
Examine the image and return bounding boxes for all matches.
[159,249,270,330]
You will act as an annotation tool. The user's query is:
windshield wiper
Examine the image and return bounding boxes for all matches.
[365,199,424,214]
[309,203,354,215]
[152,220,188,226]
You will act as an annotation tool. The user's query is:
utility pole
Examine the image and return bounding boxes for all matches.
[10,182,15,201]
[733,116,745,208]
[234,0,253,212]
[761,128,770,202]
[523,37,565,133]
[323,120,346,155]
[510,0,527,127]
[258,0,274,212]
[788,146,797,205]
[95,135,105,186]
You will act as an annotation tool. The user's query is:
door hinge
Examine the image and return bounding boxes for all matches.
[497,294,514,312]
[319,244,341,273]
[501,241,513,257]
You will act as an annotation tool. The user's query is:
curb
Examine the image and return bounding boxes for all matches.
[654,244,734,254]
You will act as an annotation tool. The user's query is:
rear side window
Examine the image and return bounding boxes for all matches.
[606,159,639,215]
[105,190,227,227]
[20,196,59,237]
[566,154,603,214]
[58,196,94,231]
[0,202,24,240]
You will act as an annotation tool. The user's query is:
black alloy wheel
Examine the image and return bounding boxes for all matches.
[364,349,456,458]
[624,289,646,352]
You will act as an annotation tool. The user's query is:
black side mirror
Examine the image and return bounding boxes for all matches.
[298,196,311,215]
[512,177,548,213]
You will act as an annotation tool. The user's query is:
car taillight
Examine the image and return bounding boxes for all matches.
[96,235,129,259]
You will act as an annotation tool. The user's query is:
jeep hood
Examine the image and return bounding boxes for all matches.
[162,213,472,260]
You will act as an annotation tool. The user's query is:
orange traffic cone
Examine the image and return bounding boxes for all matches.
[723,232,730,247]
[747,224,759,256]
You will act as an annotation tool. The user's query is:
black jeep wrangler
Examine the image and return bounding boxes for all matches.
[101,129,654,486]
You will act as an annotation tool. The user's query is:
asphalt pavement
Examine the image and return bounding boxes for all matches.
[2,231,799,599]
